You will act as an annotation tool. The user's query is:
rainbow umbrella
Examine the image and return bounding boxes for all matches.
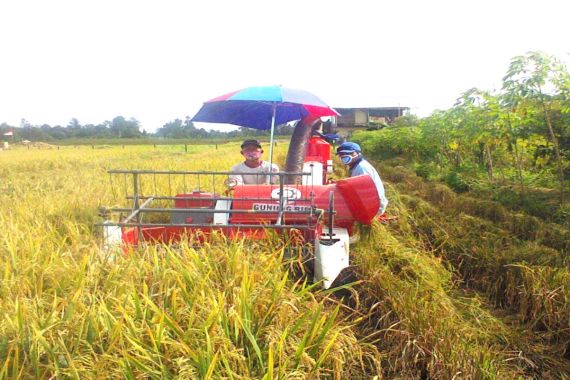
[191,85,339,163]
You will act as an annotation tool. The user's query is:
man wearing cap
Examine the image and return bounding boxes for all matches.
[336,142,388,215]
[228,139,279,185]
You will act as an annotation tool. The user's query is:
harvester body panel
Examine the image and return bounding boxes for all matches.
[314,227,350,289]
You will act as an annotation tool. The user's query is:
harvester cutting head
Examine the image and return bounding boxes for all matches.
[100,136,380,288]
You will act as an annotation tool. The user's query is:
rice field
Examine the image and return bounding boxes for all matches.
[1,144,568,379]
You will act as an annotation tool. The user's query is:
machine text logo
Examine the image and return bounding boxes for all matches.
[253,204,311,212]
[270,187,301,201]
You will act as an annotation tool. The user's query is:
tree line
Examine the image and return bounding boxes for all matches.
[0,116,294,141]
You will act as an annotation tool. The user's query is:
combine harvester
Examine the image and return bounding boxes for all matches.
[100,131,379,288]
[100,87,380,288]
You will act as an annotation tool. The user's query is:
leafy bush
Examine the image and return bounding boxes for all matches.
[443,170,470,193]
[414,161,440,180]
[352,127,431,161]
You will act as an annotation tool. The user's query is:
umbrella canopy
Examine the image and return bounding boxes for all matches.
[191,85,340,130]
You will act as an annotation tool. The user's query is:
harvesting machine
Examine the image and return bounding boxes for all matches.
[100,120,380,288]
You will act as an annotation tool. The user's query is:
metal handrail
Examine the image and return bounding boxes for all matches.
[104,169,322,231]
[103,207,319,215]
[96,222,318,229]
[108,169,311,176]
[126,195,315,202]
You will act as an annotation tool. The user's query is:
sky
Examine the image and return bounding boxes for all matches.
[1,0,569,132]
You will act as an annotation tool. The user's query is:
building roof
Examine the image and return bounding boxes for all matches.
[333,106,410,111]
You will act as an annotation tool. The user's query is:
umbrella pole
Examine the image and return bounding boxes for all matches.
[268,103,276,171]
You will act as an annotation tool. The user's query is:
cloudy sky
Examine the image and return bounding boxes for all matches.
[1,0,568,132]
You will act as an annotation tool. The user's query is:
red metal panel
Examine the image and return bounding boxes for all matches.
[119,175,378,248]
[336,175,379,224]
[230,184,321,225]
[174,192,217,208]
[305,136,331,183]
[305,136,331,166]
[120,225,318,248]
[229,176,378,226]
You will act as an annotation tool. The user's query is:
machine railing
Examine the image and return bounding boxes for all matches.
[98,169,327,240]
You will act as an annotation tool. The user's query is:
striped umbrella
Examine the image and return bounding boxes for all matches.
[191,85,339,164]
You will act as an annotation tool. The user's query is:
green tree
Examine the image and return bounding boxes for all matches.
[110,116,141,138]
[502,51,569,201]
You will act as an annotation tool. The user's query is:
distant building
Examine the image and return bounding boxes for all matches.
[331,107,410,134]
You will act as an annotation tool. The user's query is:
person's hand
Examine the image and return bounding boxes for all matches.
[225,178,239,188]
[375,214,398,223]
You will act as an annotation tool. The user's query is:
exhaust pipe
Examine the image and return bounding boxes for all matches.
[283,116,321,184]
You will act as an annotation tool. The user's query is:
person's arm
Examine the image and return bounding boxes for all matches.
[359,162,388,214]
[379,191,388,214]
[374,174,388,214]
[228,164,244,185]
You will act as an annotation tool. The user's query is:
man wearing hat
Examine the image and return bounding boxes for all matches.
[336,142,388,215]
[228,139,279,185]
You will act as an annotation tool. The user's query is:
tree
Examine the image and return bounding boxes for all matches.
[502,51,569,201]
[157,119,187,138]
[453,88,502,180]
[68,118,81,130]
[110,116,141,138]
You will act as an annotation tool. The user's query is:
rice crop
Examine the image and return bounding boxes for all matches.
[1,144,568,379]
[0,144,382,379]
[378,161,570,375]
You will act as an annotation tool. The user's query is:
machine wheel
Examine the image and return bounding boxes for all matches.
[329,265,360,305]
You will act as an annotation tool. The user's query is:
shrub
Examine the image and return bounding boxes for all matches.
[443,171,470,193]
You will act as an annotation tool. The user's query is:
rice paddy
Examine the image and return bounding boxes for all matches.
[1,143,568,379]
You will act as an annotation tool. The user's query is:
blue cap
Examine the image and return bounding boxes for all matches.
[336,142,361,155]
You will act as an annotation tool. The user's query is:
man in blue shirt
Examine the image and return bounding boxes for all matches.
[336,142,388,215]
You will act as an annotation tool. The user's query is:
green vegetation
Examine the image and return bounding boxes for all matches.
[354,51,570,224]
